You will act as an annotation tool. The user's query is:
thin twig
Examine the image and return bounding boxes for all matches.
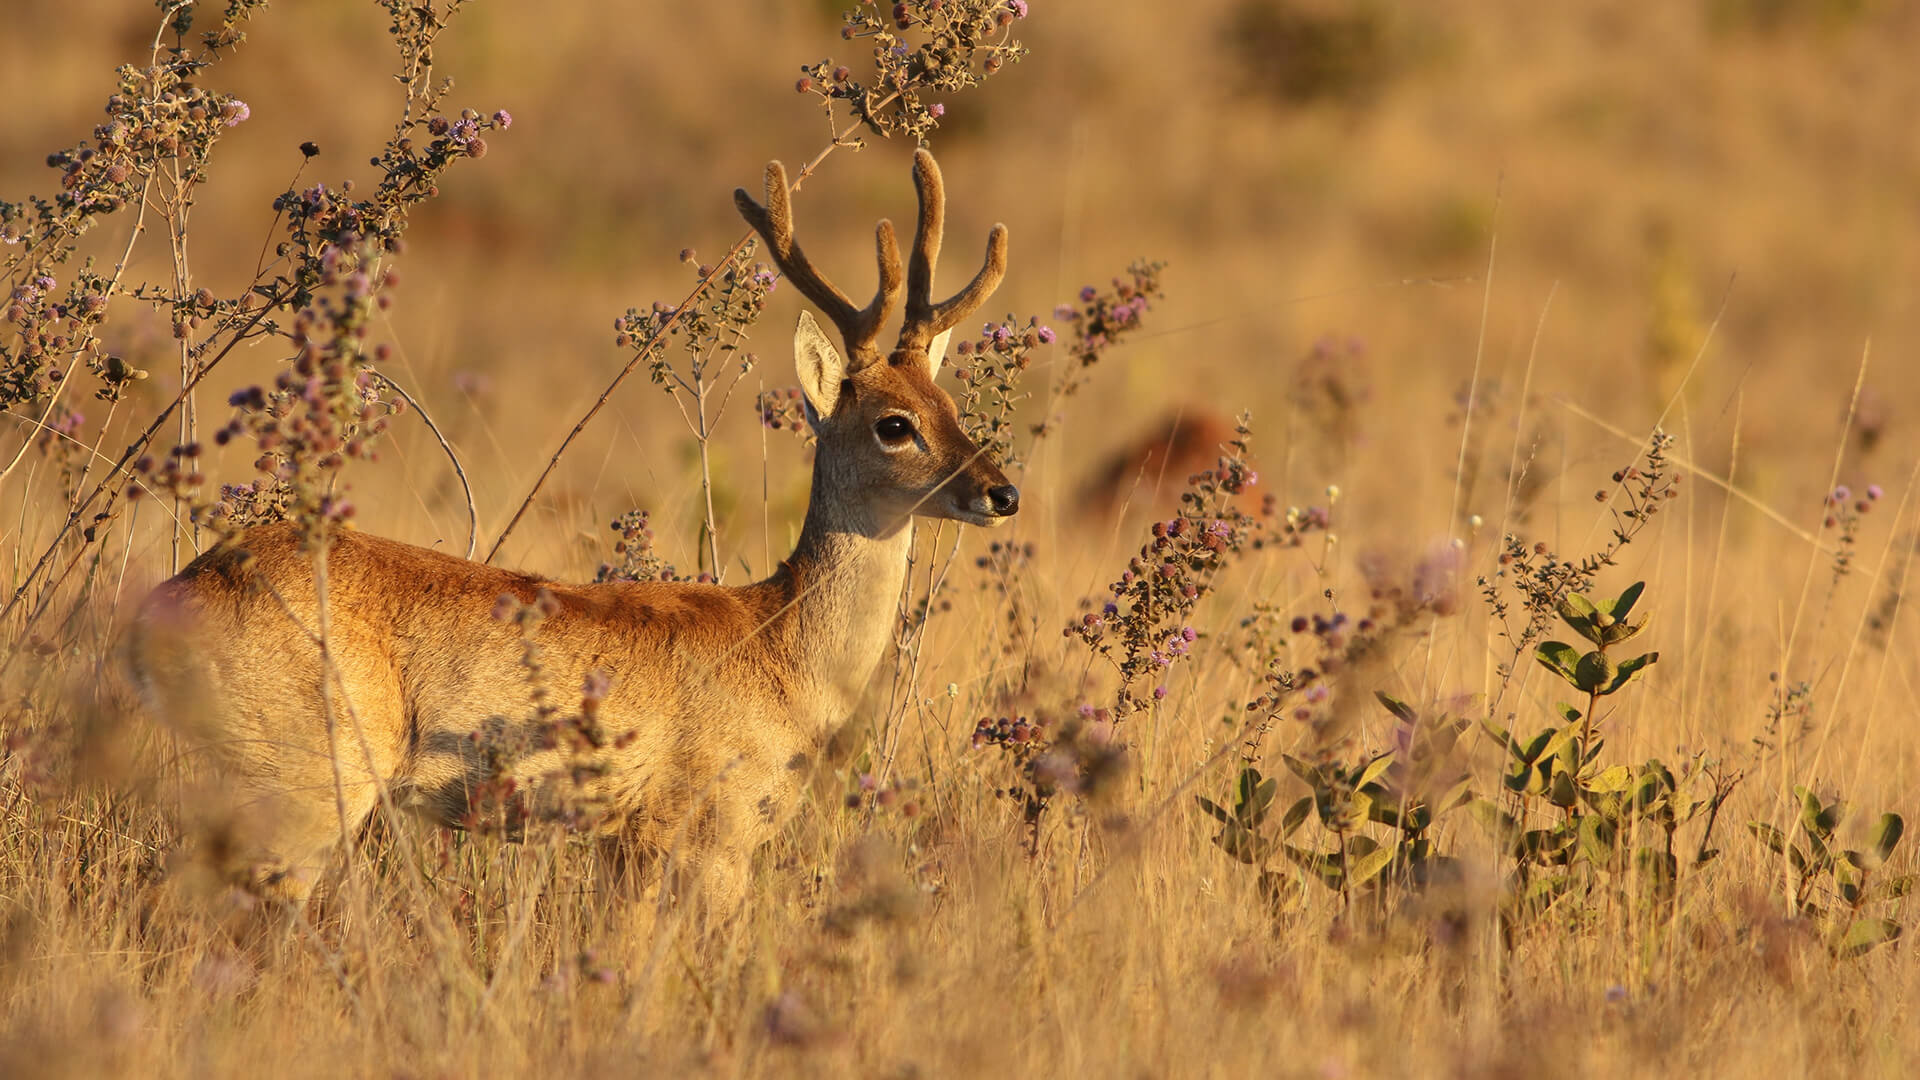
[369,371,478,559]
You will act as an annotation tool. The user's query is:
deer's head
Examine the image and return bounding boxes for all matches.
[736,150,1019,530]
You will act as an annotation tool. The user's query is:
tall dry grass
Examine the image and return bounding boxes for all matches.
[3,1,1918,1076]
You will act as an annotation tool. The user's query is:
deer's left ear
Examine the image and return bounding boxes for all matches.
[793,311,848,423]
[921,328,953,378]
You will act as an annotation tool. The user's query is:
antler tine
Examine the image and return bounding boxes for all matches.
[903,148,946,334]
[900,148,1009,349]
[734,160,902,358]
[926,223,1008,334]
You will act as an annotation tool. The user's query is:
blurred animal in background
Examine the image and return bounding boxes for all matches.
[1078,408,1240,519]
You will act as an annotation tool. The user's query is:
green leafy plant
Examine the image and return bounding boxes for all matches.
[1198,693,1471,906]
[1532,581,1658,760]
[1750,789,1909,956]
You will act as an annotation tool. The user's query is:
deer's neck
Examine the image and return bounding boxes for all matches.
[772,474,913,729]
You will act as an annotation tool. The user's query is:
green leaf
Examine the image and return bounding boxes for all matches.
[1607,581,1646,621]
[1582,736,1607,766]
[1548,770,1579,809]
[1870,813,1905,862]
[1236,767,1277,821]
[1374,691,1418,725]
[1348,843,1396,888]
[1195,795,1233,825]
[1868,875,1915,901]
[1279,844,1346,891]
[1538,724,1581,768]
[1436,776,1476,815]
[1354,753,1395,791]
[1467,799,1522,847]
[1600,615,1649,647]
[1214,820,1269,864]
[1249,777,1278,821]
[1535,641,1584,688]
[1583,764,1633,794]
[1577,814,1618,864]
[1279,795,1312,837]
[1480,716,1515,752]
[1789,787,1820,837]
[1836,917,1902,958]
[1520,827,1574,865]
[1514,873,1576,913]
[1344,790,1376,832]
[1602,651,1659,695]
[1516,728,1555,765]
[1748,821,1789,855]
[1559,591,1601,622]
[1554,702,1583,724]
[1281,754,1319,786]
[1556,594,1603,644]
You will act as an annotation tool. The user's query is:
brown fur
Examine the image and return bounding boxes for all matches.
[129,150,1016,909]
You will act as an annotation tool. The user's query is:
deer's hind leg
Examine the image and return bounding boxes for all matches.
[212,661,411,904]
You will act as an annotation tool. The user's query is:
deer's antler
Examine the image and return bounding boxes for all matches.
[735,161,903,365]
[899,148,1009,352]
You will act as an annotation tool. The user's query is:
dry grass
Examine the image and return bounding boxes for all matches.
[3,1,1918,1076]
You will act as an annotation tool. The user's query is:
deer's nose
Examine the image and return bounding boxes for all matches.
[988,484,1020,516]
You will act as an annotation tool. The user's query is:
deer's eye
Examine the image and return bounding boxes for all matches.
[875,415,915,445]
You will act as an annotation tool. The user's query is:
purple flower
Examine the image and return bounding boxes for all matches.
[224,100,250,127]
[1079,285,1097,303]
[1036,326,1056,344]
[1153,685,1167,700]
[492,109,513,129]
[1054,303,1075,319]
[1832,485,1852,504]
[1867,484,1883,501]
[1007,0,1029,15]
[992,324,1013,345]
[1181,625,1197,642]
[928,103,946,118]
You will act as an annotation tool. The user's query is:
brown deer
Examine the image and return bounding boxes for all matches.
[130,149,1018,909]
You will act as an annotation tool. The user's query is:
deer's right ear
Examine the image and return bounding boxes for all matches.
[793,311,847,422]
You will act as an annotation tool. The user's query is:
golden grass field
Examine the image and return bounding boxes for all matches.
[3,1,1919,1076]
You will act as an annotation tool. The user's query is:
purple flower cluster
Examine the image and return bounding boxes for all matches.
[1070,420,1267,721]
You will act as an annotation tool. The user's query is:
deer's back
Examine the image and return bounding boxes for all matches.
[132,523,818,846]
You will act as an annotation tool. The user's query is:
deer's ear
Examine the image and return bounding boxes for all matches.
[793,311,847,422]
[923,328,953,377]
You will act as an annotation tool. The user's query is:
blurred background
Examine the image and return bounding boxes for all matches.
[4,0,1916,578]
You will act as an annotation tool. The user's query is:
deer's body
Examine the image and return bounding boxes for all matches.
[131,150,1017,906]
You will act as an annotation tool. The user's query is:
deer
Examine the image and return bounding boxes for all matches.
[130,148,1019,911]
